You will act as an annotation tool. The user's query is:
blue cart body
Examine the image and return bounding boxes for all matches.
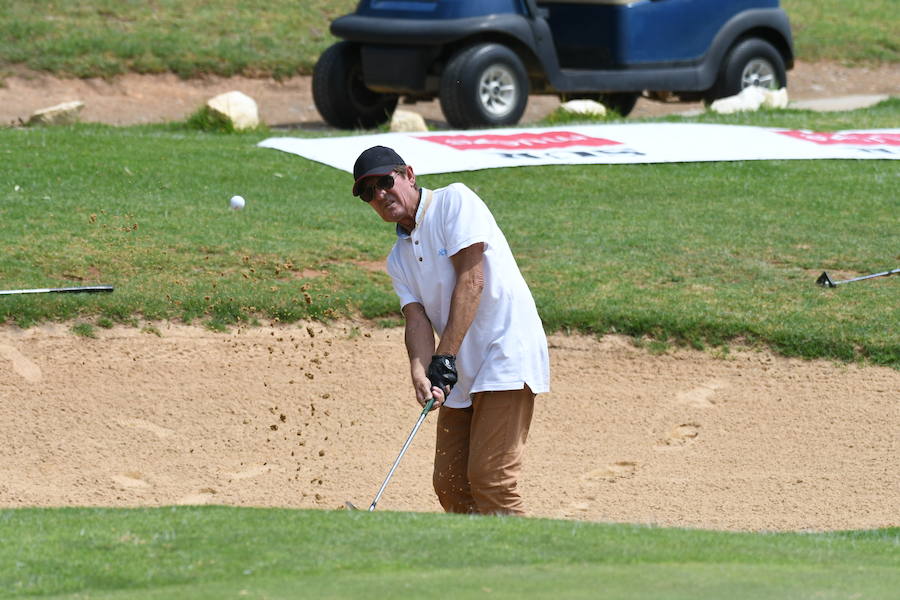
[314,0,793,127]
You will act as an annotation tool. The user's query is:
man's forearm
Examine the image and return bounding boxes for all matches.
[436,272,482,355]
[436,243,485,355]
[403,303,436,381]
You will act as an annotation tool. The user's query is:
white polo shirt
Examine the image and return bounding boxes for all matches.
[387,183,550,408]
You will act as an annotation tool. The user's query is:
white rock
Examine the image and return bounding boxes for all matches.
[28,100,85,126]
[762,87,789,109]
[560,99,607,117]
[389,109,427,132]
[709,86,789,114]
[206,91,259,130]
[709,86,767,114]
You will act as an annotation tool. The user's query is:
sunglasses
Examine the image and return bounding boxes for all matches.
[359,174,396,203]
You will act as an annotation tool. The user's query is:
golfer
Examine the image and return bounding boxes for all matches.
[352,145,550,515]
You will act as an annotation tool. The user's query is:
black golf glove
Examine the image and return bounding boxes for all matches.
[427,354,458,395]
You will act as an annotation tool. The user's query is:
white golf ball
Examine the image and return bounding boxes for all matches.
[230,195,245,210]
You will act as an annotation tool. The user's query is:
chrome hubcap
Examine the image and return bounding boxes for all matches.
[741,58,778,89]
[478,64,517,117]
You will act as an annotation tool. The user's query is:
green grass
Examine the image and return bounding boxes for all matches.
[70,322,96,338]
[0,0,356,79]
[783,0,900,63]
[2,100,898,365]
[0,0,895,80]
[1,507,898,599]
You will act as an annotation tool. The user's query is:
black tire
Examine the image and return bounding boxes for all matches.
[596,93,639,117]
[440,43,529,129]
[312,41,398,129]
[706,37,787,103]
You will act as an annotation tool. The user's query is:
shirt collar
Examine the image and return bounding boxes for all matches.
[395,187,427,239]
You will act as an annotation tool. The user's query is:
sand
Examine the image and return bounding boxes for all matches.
[2,320,897,531]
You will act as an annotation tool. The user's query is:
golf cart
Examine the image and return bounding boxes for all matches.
[313,0,794,129]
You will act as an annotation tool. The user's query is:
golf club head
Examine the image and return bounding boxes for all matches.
[816,272,836,288]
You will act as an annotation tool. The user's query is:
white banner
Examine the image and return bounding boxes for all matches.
[258,124,900,175]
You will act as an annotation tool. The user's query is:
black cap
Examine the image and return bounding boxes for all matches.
[352,146,406,196]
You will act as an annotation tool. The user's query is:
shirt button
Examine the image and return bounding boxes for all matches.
[414,240,419,245]
[418,257,423,262]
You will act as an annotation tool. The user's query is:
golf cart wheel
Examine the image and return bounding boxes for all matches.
[597,93,639,117]
[312,41,398,129]
[440,43,529,129]
[706,37,787,103]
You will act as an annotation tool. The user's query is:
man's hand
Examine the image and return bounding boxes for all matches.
[427,354,457,396]
[413,374,444,410]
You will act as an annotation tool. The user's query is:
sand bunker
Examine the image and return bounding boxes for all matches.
[1,321,897,531]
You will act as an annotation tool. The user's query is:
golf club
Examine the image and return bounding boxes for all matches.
[0,285,114,296]
[347,396,436,512]
[816,268,899,288]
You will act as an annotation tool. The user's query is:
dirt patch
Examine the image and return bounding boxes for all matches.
[1,321,897,532]
[1,61,898,127]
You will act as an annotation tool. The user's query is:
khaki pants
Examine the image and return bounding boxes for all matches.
[432,386,535,515]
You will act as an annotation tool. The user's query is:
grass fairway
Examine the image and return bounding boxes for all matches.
[0,0,895,79]
[2,101,898,365]
[0,0,357,78]
[2,507,898,599]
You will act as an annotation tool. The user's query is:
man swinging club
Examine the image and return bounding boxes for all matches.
[351,145,550,515]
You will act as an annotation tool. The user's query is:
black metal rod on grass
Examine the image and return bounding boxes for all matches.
[0,285,114,296]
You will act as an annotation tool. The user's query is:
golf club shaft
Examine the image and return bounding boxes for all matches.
[840,268,899,284]
[817,268,899,287]
[0,285,114,296]
[368,396,436,511]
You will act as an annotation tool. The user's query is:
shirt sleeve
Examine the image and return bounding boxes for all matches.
[440,183,494,257]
